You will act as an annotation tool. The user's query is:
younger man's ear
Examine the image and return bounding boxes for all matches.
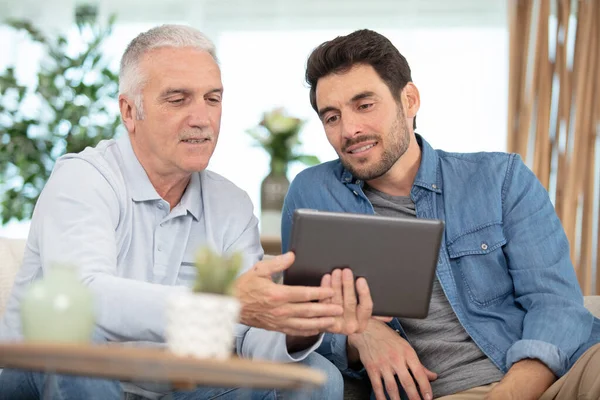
[401,82,420,120]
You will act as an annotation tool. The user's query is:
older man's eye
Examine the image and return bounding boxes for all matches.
[169,98,185,104]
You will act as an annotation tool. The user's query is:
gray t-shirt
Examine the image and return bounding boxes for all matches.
[364,185,503,398]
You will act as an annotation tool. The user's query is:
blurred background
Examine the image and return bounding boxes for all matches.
[1,0,599,293]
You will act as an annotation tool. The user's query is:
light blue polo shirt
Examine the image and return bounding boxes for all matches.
[0,134,321,365]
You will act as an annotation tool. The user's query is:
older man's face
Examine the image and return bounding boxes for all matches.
[129,47,223,179]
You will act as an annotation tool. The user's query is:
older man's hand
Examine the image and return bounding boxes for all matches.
[234,252,344,336]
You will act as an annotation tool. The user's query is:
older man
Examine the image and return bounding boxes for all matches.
[282,29,600,400]
[0,25,373,400]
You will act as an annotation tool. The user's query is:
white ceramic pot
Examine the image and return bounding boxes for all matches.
[166,291,240,359]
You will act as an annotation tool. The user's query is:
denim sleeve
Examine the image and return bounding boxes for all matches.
[281,187,297,253]
[316,333,368,379]
[502,154,594,377]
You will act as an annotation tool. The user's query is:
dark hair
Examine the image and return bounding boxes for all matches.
[306,29,416,130]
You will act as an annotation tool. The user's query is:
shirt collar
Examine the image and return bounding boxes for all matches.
[339,133,442,193]
[412,134,442,193]
[117,134,162,202]
[116,134,203,220]
[180,172,202,221]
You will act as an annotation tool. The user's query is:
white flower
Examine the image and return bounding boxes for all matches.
[262,109,301,135]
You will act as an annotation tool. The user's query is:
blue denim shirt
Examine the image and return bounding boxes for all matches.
[282,134,600,379]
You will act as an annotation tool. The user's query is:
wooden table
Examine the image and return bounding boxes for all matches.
[0,342,325,391]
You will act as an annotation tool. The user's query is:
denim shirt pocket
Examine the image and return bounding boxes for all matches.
[447,223,512,306]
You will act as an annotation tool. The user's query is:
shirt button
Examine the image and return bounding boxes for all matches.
[432,184,437,189]
[157,246,163,252]
[157,203,164,209]
[481,243,488,250]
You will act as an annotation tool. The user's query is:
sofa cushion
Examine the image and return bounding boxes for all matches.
[584,296,600,318]
[0,237,26,317]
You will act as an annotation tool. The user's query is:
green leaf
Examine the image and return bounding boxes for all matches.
[0,15,119,223]
[193,246,241,295]
[293,155,321,166]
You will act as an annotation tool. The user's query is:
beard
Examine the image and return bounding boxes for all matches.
[340,104,411,181]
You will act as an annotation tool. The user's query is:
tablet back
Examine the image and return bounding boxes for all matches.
[284,209,444,318]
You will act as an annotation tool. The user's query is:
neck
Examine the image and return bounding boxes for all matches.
[146,171,191,210]
[129,134,191,209]
[366,133,421,197]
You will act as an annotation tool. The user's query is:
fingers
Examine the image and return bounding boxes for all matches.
[395,367,421,400]
[342,269,358,310]
[381,369,401,400]
[355,277,373,332]
[409,364,433,400]
[254,252,295,276]
[320,274,332,304]
[271,282,335,303]
[277,317,336,336]
[373,316,394,323]
[366,369,387,400]
[272,302,343,319]
[341,269,358,332]
[424,366,438,381]
[332,269,343,305]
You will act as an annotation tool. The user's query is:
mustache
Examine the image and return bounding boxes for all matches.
[342,134,380,153]
[179,129,213,141]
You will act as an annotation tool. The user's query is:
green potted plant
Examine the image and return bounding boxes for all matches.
[246,108,320,237]
[166,247,243,359]
[0,15,120,225]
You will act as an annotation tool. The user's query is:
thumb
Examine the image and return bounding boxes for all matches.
[255,252,295,276]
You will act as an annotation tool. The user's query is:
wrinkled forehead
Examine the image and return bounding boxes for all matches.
[140,47,222,92]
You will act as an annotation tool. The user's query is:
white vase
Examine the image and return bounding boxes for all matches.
[166,291,240,359]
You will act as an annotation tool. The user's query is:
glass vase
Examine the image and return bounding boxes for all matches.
[260,159,290,237]
[20,264,95,343]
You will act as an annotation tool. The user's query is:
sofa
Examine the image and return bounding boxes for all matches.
[1,237,599,399]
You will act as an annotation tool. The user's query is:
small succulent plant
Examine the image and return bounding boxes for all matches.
[193,247,243,295]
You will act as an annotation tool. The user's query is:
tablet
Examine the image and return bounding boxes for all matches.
[284,209,444,318]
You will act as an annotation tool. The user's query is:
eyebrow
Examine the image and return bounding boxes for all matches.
[351,91,377,102]
[159,87,223,99]
[317,91,378,120]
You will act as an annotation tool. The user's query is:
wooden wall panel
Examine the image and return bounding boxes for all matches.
[508,0,600,294]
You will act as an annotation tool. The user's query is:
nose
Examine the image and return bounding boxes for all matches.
[188,100,211,129]
[340,112,363,140]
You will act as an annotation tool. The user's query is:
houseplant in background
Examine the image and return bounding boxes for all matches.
[0,13,121,225]
[166,246,243,359]
[247,108,320,237]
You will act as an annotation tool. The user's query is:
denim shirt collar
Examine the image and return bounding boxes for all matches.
[339,133,442,194]
[412,134,442,194]
[117,134,202,220]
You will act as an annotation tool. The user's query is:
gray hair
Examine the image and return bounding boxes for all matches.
[119,24,217,120]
